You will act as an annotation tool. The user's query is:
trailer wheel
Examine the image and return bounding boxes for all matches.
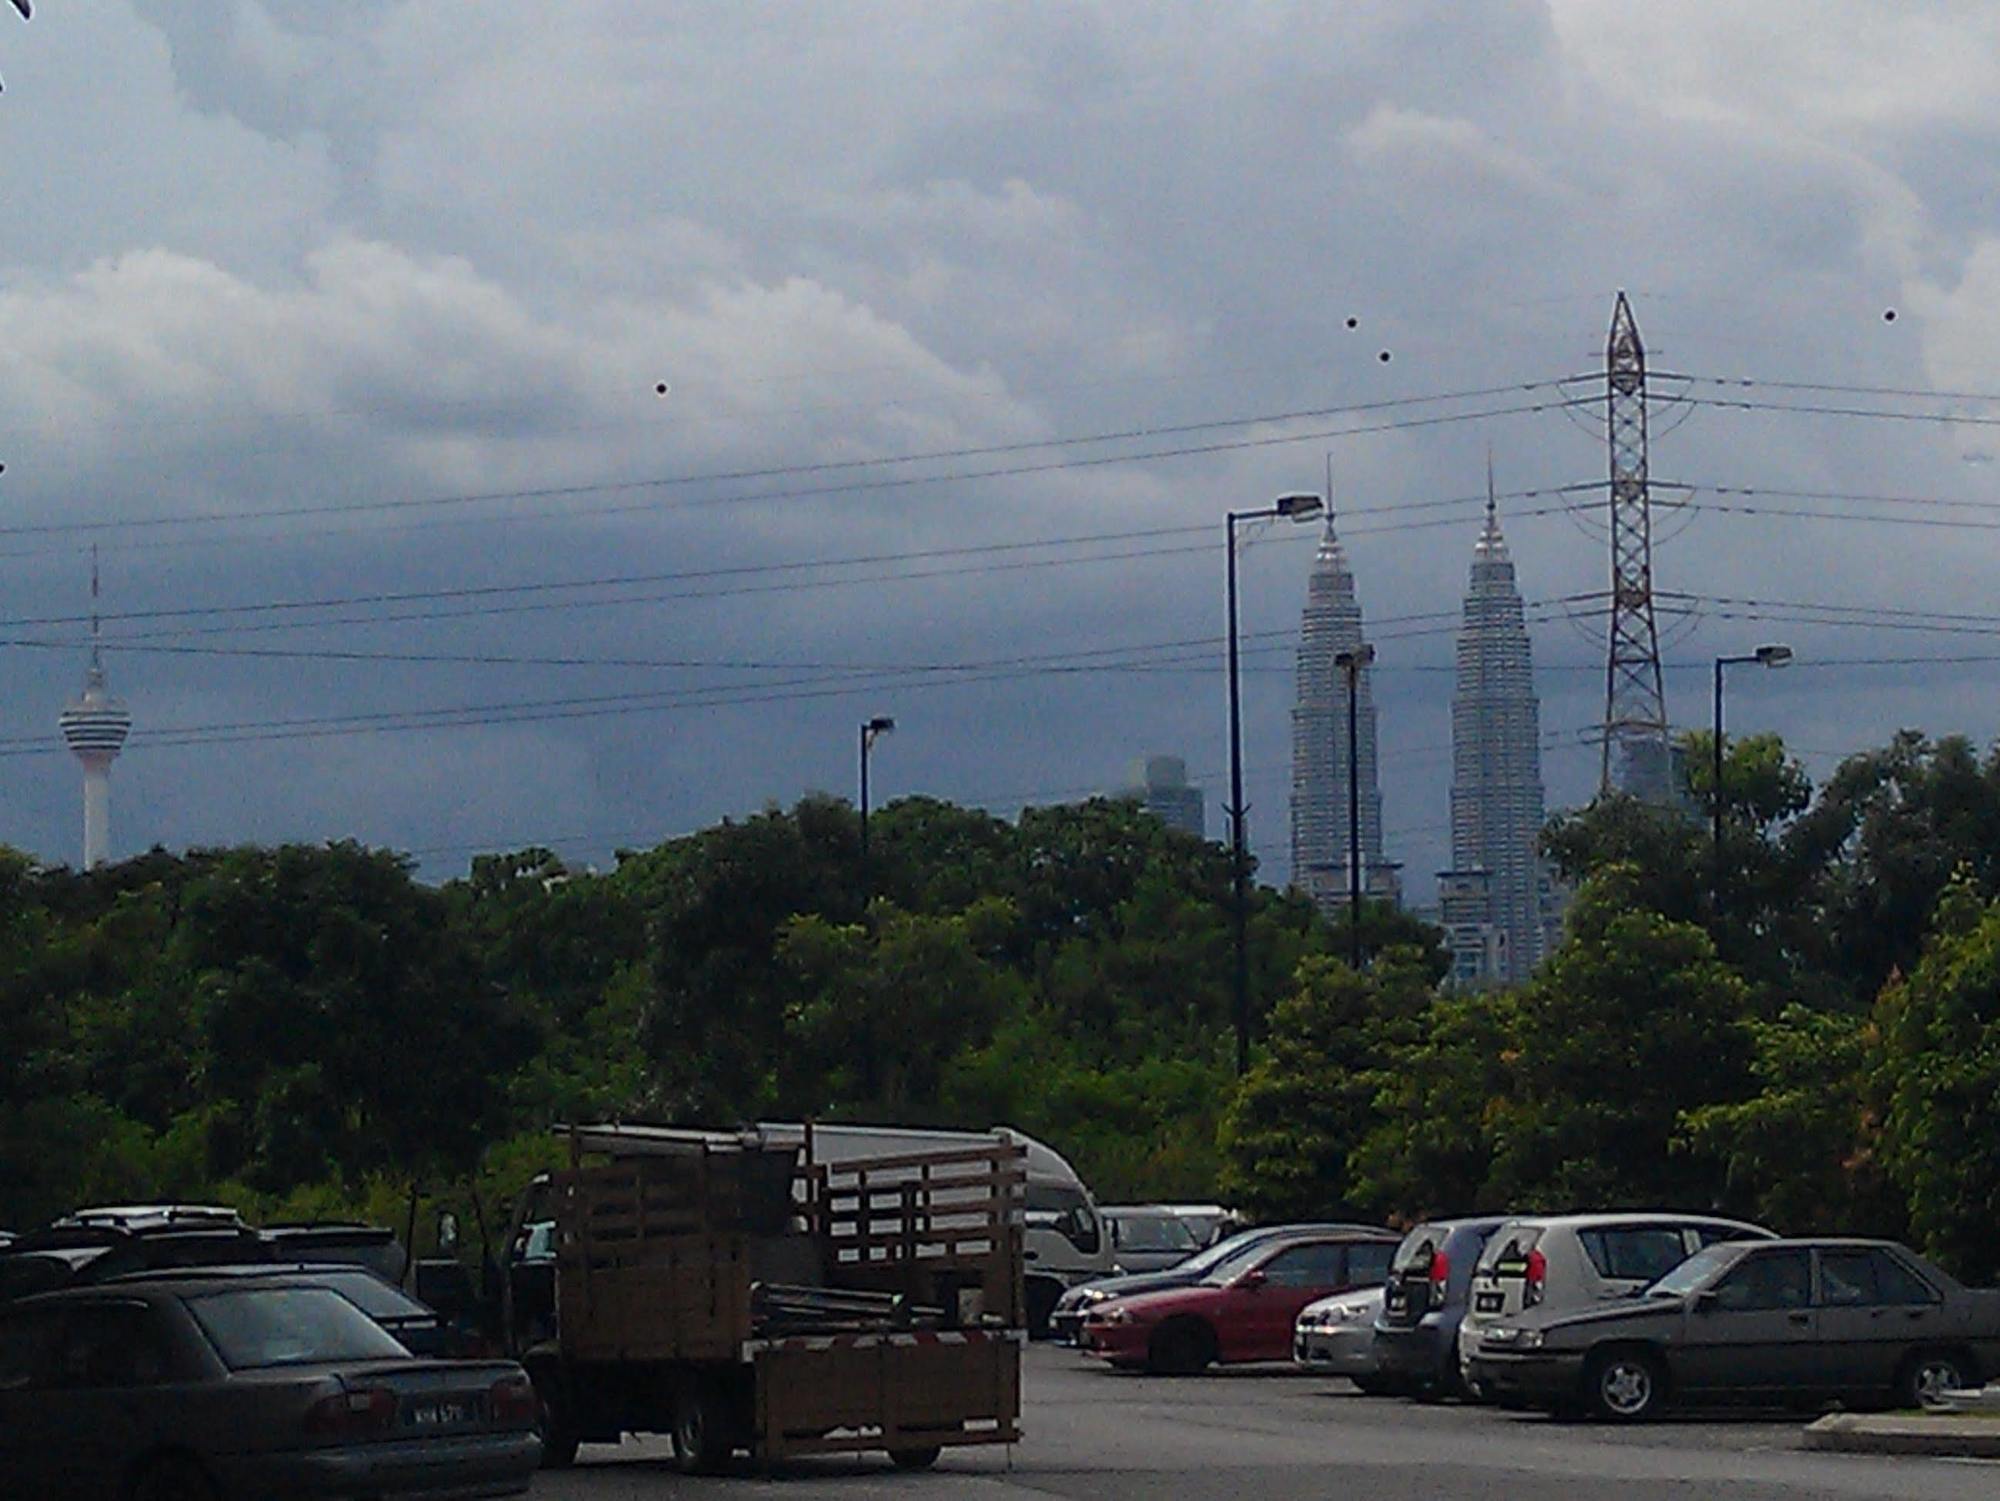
[532,1371,581,1470]
[672,1374,735,1475]
[889,1445,942,1470]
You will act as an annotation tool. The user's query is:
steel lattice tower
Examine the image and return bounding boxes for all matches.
[1600,292,1671,801]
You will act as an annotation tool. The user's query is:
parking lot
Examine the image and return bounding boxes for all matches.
[531,1345,1996,1500]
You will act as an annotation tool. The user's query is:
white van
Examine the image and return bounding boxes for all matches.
[757,1122,1114,1334]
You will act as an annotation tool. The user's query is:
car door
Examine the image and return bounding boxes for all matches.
[1676,1248,1817,1396]
[0,1306,64,1500]
[36,1301,175,1499]
[1814,1248,1945,1396]
[1236,1242,1350,1361]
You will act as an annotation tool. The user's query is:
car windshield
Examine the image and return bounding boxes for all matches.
[1113,1214,1198,1253]
[1200,1240,1293,1286]
[186,1286,411,1369]
[1645,1244,1739,1298]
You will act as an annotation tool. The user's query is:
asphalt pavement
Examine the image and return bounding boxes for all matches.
[531,1345,2000,1500]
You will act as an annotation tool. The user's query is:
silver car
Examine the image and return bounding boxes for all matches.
[1456,1212,1776,1392]
[1294,1286,1392,1391]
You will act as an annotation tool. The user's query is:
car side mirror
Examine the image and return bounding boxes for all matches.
[1236,1269,1267,1290]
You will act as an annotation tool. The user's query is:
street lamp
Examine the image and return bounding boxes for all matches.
[1334,644,1376,969]
[1712,645,1791,917]
[1226,491,1325,1075]
[859,716,895,861]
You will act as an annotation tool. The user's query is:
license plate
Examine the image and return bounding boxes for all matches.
[1474,1292,1503,1313]
[407,1400,475,1428]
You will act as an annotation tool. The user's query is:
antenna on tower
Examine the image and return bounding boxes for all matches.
[1599,292,1671,801]
[89,545,102,672]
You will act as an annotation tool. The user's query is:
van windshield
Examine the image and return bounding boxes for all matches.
[1025,1185,1101,1256]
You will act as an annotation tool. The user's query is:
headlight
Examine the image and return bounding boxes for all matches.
[1102,1307,1132,1325]
[1519,1330,1544,1349]
[1483,1326,1520,1344]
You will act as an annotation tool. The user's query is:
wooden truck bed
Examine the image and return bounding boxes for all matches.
[748,1327,1023,1460]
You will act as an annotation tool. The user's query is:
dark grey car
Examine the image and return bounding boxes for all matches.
[1372,1216,1511,1396]
[1467,1238,2000,1420]
[0,1275,539,1499]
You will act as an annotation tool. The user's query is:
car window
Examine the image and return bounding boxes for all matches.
[1260,1243,1346,1288]
[1711,1249,1811,1312]
[53,1304,172,1388]
[1392,1228,1443,1273]
[0,1308,63,1391]
[1478,1227,1542,1276]
[1690,1222,1763,1249]
[185,1287,410,1369]
[317,1271,430,1321]
[1822,1249,1938,1307]
[1577,1227,1693,1282]
[1111,1215,1197,1253]
[1646,1243,1738,1298]
[1345,1242,1394,1286]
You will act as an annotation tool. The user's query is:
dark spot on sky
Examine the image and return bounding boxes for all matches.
[655,382,670,395]
[1883,309,1897,322]
[1378,350,1391,362]
[1346,316,1359,329]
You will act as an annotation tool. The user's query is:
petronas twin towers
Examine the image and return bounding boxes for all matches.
[1290,476,1553,986]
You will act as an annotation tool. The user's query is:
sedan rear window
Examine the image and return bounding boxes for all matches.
[314,1272,430,1321]
[186,1287,409,1369]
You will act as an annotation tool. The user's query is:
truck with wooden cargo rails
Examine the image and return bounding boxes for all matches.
[501,1121,1027,1474]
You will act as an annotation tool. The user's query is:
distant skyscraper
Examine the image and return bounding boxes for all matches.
[1122,754,1206,838]
[58,556,132,871]
[1291,510,1396,913]
[1446,477,1548,984]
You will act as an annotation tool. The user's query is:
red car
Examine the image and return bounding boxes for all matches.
[1080,1230,1397,1374]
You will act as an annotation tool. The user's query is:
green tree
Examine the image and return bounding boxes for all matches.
[1486,869,1753,1211]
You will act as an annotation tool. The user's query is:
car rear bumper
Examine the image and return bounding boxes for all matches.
[213,1432,542,1500]
[1464,1349,1585,1405]
[1373,1320,1457,1383]
[1293,1326,1376,1376]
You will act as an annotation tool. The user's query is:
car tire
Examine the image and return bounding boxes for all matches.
[1897,1349,1973,1410]
[1025,1280,1062,1340]
[1585,1347,1667,1422]
[889,1445,943,1470]
[128,1455,220,1501]
[1146,1319,1216,1376]
[673,1374,737,1475]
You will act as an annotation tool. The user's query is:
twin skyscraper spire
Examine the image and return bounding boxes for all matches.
[1291,467,1554,986]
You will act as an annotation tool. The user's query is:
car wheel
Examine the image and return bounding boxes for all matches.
[888,1445,943,1470]
[1586,1348,1666,1422]
[1025,1281,1061,1339]
[128,1455,219,1501]
[1146,1319,1216,1376]
[1897,1349,1972,1410]
[673,1374,736,1475]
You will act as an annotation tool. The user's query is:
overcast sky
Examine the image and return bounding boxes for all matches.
[2,2,1998,896]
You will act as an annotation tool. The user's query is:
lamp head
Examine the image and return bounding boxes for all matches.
[1754,644,1794,669]
[1273,493,1325,522]
[863,716,896,746]
[1333,644,1376,670]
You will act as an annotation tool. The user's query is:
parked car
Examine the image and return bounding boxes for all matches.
[1456,1212,1777,1393]
[1467,1238,2000,1420]
[1159,1204,1239,1247]
[1104,1206,1203,1274]
[0,1273,540,1499]
[1294,1285,1391,1390]
[1081,1229,1398,1374]
[114,1263,472,1358]
[1372,1216,1512,1397]
[1051,1222,1377,1343]
[262,1223,409,1285]
[1,1215,277,1302]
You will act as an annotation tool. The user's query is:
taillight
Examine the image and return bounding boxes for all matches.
[1428,1252,1451,1290]
[1523,1249,1547,1308]
[303,1386,397,1442]
[490,1372,538,1429]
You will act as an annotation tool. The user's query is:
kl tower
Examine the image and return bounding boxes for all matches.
[58,555,132,870]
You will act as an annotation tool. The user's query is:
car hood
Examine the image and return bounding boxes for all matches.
[1066,1267,1204,1303]
[1090,1284,1225,1319]
[1301,1287,1385,1319]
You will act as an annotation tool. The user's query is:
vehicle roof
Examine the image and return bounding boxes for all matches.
[263,1224,396,1241]
[1488,1212,1773,1232]
[11,1271,355,1308]
[109,1260,400,1286]
[1103,1205,1182,1217]
[1402,1216,1514,1235]
[55,1205,245,1227]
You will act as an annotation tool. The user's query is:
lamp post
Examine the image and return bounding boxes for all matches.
[1711,645,1791,917]
[1226,491,1325,1075]
[859,716,895,861]
[1334,644,1375,968]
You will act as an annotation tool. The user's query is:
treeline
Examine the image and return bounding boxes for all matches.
[4,729,1999,1281]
